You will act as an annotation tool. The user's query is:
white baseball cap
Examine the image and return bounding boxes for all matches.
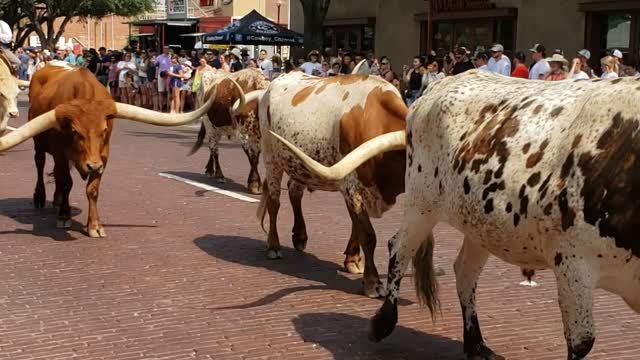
[490,44,504,52]
[577,49,591,60]
[612,49,623,59]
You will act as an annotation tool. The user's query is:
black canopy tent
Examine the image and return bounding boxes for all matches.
[203,10,303,46]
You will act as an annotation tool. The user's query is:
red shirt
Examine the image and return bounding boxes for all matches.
[512,64,529,79]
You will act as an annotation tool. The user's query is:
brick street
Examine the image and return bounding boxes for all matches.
[0,96,638,360]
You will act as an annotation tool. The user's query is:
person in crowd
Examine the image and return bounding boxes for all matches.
[340,53,355,74]
[76,50,86,67]
[247,59,258,69]
[403,55,426,106]
[63,46,76,65]
[258,49,273,79]
[108,55,119,100]
[229,48,244,72]
[117,52,137,104]
[240,48,251,67]
[205,49,222,69]
[528,43,550,80]
[26,50,37,80]
[137,51,150,108]
[487,44,511,76]
[0,20,20,72]
[17,48,29,80]
[600,55,619,79]
[220,52,231,72]
[623,62,640,77]
[167,54,185,114]
[36,50,50,72]
[419,55,445,97]
[192,56,211,102]
[451,47,475,75]
[95,47,110,86]
[511,51,529,79]
[146,49,159,111]
[473,51,490,71]
[379,56,399,86]
[300,50,322,75]
[155,45,173,112]
[87,48,100,76]
[576,49,593,78]
[544,53,568,81]
[189,49,199,69]
[270,55,282,80]
[569,57,590,80]
[179,60,193,113]
[611,49,624,76]
[327,62,341,77]
[319,61,330,77]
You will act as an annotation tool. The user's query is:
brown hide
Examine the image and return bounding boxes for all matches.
[339,87,408,205]
[207,70,267,127]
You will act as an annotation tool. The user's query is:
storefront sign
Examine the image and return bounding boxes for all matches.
[431,0,493,12]
[167,0,187,18]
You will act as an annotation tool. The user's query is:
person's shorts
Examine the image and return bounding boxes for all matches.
[119,80,127,89]
[138,76,148,86]
[158,77,168,92]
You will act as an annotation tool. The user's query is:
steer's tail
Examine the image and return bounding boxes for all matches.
[412,232,440,321]
[256,180,269,233]
[188,121,206,156]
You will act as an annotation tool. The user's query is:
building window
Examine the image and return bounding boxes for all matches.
[584,6,640,69]
[423,17,516,56]
[323,23,375,54]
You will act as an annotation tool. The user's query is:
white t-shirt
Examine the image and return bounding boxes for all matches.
[571,71,589,80]
[300,61,322,75]
[529,59,550,80]
[487,55,511,76]
[117,60,136,82]
[601,71,619,79]
[478,64,489,71]
[260,59,273,78]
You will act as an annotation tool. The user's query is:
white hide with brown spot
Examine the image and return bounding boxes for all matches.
[0,56,21,134]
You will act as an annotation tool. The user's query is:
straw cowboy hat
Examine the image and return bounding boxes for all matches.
[307,50,320,60]
[230,47,241,59]
[545,53,568,65]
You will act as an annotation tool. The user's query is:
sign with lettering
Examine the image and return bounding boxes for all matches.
[431,0,494,12]
[167,0,187,18]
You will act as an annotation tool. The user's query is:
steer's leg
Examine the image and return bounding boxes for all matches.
[345,201,384,298]
[85,171,106,238]
[261,166,283,259]
[343,222,364,274]
[211,129,226,183]
[553,255,595,359]
[242,145,262,195]
[369,211,436,342]
[455,236,503,360]
[204,154,214,177]
[287,179,308,252]
[33,137,47,209]
[53,153,73,229]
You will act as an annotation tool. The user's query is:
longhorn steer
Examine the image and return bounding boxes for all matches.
[255,70,407,298]
[0,63,240,237]
[0,53,30,135]
[272,70,640,359]
[189,68,269,194]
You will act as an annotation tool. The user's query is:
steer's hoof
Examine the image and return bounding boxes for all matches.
[345,256,365,274]
[56,219,72,229]
[292,236,308,252]
[248,182,262,195]
[266,248,282,260]
[363,280,386,298]
[467,345,504,360]
[88,226,107,238]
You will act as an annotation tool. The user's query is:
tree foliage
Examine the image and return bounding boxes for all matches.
[0,0,155,49]
[299,0,330,52]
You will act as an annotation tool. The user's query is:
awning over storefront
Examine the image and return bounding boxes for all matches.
[203,10,303,45]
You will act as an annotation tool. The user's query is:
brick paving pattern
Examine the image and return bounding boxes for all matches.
[0,97,638,359]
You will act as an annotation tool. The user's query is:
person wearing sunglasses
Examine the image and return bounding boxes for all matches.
[487,44,511,76]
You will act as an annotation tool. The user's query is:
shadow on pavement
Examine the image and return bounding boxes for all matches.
[127,129,240,150]
[194,235,365,308]
[292,312,464,360]
[162,171,255,195]
[0,198,158,241]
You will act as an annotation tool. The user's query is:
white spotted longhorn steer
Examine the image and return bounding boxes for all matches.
[189,68,269,194]
[248,68,408,298]
[271,70,640,359]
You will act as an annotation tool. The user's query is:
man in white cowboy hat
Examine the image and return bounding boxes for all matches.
[544,53,569,81]
[0,20,20,73]
[487,43,511,76]
[528,43,550,80]
[300,50,322,75]
[229,47,244,73]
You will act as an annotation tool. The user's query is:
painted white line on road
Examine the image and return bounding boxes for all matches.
[158,172,259,203]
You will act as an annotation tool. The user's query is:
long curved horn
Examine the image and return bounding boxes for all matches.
[116,90,216,126]
[0,110,57,151]
[226,77,246,116]
[352,59,367,75]
[270,130,406,181]
[14,79,30,88]
[232,89,265,115]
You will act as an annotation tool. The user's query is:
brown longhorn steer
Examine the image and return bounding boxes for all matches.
[0,62,243,237]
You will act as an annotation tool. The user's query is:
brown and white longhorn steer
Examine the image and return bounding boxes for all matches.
[255,70,408,298]
[0,63,234,237]
[189,68,269,194]
[272,70,640,359]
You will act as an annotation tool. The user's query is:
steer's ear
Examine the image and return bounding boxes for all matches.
[52,104,75,131]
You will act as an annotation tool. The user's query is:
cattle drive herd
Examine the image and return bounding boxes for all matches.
[0,53,638,359]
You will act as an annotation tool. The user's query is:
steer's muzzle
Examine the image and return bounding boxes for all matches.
[86,161,104,174]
